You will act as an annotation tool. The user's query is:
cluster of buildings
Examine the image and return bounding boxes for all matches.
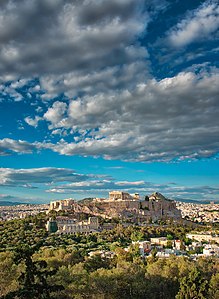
[185,240,219,256]
[176,201,219,223]
[184,232,219,257]
[46,209,219,259]
[87,235,219,260]
[0,204,49,221]
[186,232,219,243]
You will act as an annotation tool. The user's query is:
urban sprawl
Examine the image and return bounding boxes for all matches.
[1,191,219,259]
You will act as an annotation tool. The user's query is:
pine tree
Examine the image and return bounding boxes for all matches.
[1,244,63,299]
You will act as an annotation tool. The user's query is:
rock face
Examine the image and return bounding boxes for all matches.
[49,192,182,223]
[140,192,182,222]
[69,192,181,222]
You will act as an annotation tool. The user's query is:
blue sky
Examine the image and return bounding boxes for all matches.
[0,0,219,203]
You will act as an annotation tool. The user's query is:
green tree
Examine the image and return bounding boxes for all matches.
[0,252,19,297]
[167,234,174,240]
[130,231,144,242]
[1,244,63,299]
[84,254,111,272]
[90,263,149,299]
[208,273,219,299]
[176,268,208,299]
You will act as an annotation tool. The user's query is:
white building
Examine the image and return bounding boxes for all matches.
[186,233,219,243]
[203,244,219,256]
[174,240,183,250]
[57,216,100,234]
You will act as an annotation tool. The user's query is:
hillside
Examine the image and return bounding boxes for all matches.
[65,192,182,222]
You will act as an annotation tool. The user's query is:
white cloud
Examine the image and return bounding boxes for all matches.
[168,0,219,47]
[24,116,42,128]
[43,101,67,128]
[45,177,219,201]
[35,69,219,162]
[40,58,149,99]
[115,181,145,186]
[1,69,219,162]
[1,166,219,201]
[10,78,29,89]
[45,178,161,194]
[51,129,66,136]
[1,1,219,164]
[0,0,149,93]
[0,138,35,155]
[0,167,161,198]
[0,167,90,187]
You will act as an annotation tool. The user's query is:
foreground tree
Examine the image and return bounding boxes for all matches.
[208,273,219,299]
[176,268,208,299]
[1,244,63,299]
[0,252,19,297]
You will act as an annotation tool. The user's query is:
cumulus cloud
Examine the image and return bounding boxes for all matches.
[1,1,219,164]
[0,0,149,92]
[36,69,219,162]
[0,166,164,198]
[0,138,35,155]
[1,166,218,201]
[2,69,219,162]
[40,58,149,100]
[168,0,219,47]
[1,69,219,162]
[0,167,90,187]
[24,116,42,128]
[0,0,155,110]
[43,101,67,128]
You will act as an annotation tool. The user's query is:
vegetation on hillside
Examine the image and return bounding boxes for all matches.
[0,213,219,298]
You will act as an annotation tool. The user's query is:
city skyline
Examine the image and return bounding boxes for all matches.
[0,0,219,203]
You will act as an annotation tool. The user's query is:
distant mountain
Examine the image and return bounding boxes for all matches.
[0,201,27,206]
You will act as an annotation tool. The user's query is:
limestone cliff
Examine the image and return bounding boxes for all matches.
[69,192,182,222]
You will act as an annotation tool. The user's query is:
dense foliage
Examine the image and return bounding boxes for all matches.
[0,214,219,298]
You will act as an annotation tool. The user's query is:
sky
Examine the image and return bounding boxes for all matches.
[0,0,219,204]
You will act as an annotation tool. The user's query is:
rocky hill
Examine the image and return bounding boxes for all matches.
[68,192,182,223]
